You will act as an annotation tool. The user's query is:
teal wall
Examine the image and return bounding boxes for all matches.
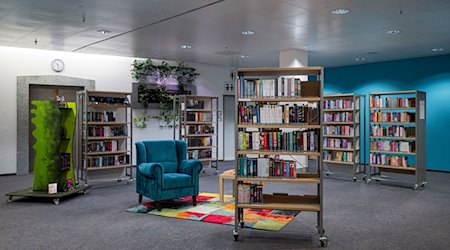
[324,54,450,172]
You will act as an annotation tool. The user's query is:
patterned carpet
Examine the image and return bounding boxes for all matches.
[126,193,299,231]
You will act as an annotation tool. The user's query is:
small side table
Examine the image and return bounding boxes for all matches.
[219,170,235,203]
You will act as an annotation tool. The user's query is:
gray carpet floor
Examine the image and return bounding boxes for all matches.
[0,162,449,250]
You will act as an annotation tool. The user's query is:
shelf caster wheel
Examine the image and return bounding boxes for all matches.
[7,196,13,203]
[127,180,133,185]
[83,190,88,195]
[117,179,122,183]
[366,178,371,184]
[353,177,357,182]
[375,179,380,182]
[233,230,239,241]
[214,170,218,175]
[319,236,328,247]
[53,198,60,205]
[202,169,206,173]
[421,183,426,188]
[413,184,419,190]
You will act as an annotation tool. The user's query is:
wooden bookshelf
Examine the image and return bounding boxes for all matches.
[174,95,219,174]
[77,90,133,185]
[234,67,327,246]
[323,94,365,182]
[368,90,426,189]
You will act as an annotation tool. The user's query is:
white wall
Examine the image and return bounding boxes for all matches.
[0,46,230,175]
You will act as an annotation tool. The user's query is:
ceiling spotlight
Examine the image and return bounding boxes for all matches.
[240,55,250,58]
[181,44,192,49]
[304,44,313,49]
[332,8,350,15]
[355,57,365,61]
[387,29,401,34]
[432,48,444,52]
[97,29,111,35]
[241,30,255,35]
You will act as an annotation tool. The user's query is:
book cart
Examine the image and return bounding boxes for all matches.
[173,95,219,174]
[368,90,426,189]
[77,90,133,185]
[233,67,327,247]
[323,94,366,181]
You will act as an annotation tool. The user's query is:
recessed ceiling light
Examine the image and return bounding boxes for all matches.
[432,48,444,52]
[355,57,365,61]
[241,30,255,35]
[181,44,192,49]
[240,55,249,58]
[332,8,350,15]
[387,29,401,34]
[97,29,111,35]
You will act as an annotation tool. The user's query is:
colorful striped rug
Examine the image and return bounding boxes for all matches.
[126,192,299,231]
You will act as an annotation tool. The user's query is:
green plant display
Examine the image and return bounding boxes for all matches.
[132,59,199,128]
[31,101,76,192]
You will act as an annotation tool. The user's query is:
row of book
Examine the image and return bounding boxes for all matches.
[184,99,205,109]
[370,153,410,168]
[324,99,354,109]
[238,77,302,98]
[238,156,297,177]
[87,125,128,137]
[370,96,415,108]
[88,96,130,105]
[237,130,319,152]
[188,149,212,160]
[87,154,129,168]
[182,124,214,135]
[87,111,117,122]
[324,151,357,163]
[187,137,212,147]
[238,104,318,124]
[371,112,415,123]
[324,112,354,122]
[370,125,415,138]
[323,138,353,149]
[185,112,212,122]
[237,183,263,204]
[370,140,415,153]
[323,125,355,136]
[87,140,119,153]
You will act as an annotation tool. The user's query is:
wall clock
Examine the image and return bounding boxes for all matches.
[51,59,65,72]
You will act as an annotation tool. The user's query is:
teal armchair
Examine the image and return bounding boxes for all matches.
[135,140,202,210]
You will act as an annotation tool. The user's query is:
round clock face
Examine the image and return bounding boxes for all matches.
[51,59,65,72]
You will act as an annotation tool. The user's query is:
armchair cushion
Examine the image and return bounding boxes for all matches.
[138,163,162,179]
[179,160,203,176]
[144,140,178,173]
[163,173,192,189]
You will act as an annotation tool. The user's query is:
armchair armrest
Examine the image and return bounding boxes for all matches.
[138,163,163,179]
[179,160,203,176]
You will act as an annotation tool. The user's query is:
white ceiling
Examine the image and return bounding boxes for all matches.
[0,0,449,68]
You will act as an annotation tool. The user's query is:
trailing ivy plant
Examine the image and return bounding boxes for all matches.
[131,59,199,128]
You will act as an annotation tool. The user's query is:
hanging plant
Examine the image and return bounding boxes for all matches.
[132,59,199,129]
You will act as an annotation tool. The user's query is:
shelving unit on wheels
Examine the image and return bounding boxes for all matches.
[233,67,327,247]
[174,95,219,174]
[368,90,426,190]
[77,90,133,186]
[323,94,366,182]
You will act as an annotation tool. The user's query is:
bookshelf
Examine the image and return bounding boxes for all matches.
[323,94,366,181]
[234,67,327,247]
[174,95,219,174]
[77,90,133,185]
[368,90,426,189]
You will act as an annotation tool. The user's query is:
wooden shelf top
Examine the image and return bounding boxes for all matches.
[238,67,322,76]
[87,122,131,125]
[87,136,130,140]
[370,164,416,172]
[237,194,320,212]
[323,134,355,138]
[323,121,355,125]
[87,103,131,109]
[370,107,415,111]
[370,150,416,155]
[237,176,320,184]
[323,108,354,112]
[237,124,320,129]
[370,136,416,140]
[237,150,320,156]
[323,160,355,165]
[370,122,415,125]
[323,147,356,152]
[86,150,130,156]
[324,93,361,98]
[369,90,418,95]
[86,90,131,95]
[86,164,131,171]
[238,97,321,102]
